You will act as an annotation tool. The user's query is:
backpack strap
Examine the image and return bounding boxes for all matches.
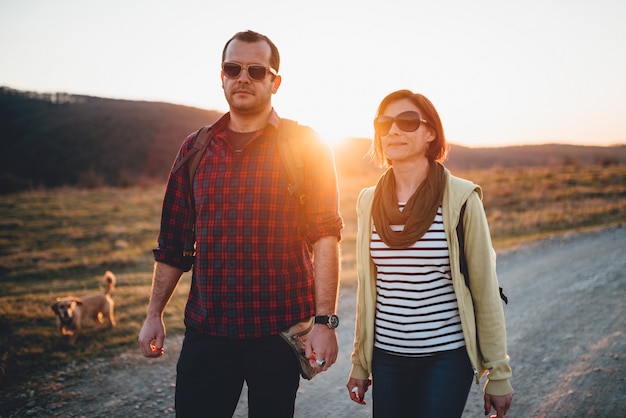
[172,126,213,175]
[277,119,306,205]
[456,200,508,304]
[277,119,310,246]
[456,202,470,289]
[179,126,214,257]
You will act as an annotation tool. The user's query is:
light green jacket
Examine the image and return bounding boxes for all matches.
[349,168,513,395]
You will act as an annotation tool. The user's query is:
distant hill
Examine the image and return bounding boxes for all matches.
[1,86,624,193]
[334,137,626,174]
[445,142,626,170]
[0,87,221,192]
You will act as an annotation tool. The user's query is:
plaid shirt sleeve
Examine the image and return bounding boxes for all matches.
[152,132,197,272]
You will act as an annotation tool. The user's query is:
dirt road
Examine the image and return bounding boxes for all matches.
[7,226,624,417]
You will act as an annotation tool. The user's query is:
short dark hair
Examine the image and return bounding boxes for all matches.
[222,30,280,73]
[369,89,449,167]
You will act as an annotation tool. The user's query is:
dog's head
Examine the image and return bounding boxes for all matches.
[51,298,83,322]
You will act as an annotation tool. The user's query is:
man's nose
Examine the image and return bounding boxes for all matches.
[237,68,251,81]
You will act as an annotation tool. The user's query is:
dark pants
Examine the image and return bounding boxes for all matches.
[175,328,300,418]
[372,346,474,418]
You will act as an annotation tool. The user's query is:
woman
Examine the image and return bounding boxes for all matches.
[346,90,513,417]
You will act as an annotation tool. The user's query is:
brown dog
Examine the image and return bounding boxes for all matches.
[51,271,116,344]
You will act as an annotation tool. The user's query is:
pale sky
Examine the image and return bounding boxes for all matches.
[1,0,625,147]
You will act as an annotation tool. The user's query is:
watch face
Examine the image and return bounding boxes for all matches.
[329,315,339,328]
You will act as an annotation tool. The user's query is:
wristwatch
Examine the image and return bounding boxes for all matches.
[314,314,339,329]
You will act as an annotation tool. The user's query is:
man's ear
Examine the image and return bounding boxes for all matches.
[272,75,282,94]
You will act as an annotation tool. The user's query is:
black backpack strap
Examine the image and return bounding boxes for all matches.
[456,200,508,304]
[457,202,470,289]
[499,282,509,304]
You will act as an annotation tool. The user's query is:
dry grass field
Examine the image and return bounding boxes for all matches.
[0,163,624,408]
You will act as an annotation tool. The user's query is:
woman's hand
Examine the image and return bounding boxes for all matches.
[484,392,513,417]
[346,377,371,405]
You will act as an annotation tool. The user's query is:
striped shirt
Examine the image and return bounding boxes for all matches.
[371,205,465,356]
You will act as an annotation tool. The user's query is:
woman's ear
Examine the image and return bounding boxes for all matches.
[425,127,436,143]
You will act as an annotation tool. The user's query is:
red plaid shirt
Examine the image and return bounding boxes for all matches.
[154,110,343,339]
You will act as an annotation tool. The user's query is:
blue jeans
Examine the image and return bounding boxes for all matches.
[175,328,300,418]
[372,346,474,418]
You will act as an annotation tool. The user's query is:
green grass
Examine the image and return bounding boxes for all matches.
[0,164,624,406]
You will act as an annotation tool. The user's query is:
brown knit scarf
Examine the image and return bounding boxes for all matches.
[372,162,446,249]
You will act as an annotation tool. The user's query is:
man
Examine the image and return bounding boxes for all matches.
[138,30,343,417]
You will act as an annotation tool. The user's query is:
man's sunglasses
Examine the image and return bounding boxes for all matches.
[374,111,428,136]
[222,62,277,81]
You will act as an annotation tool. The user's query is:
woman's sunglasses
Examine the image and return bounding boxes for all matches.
[222,62,277,81]
[374,111,428,136]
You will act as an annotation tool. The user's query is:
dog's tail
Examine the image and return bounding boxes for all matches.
[103,271,116,295]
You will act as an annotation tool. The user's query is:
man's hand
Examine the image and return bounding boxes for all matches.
[305,325,338,371]
[138,315,166,358]
[138,262,183,358]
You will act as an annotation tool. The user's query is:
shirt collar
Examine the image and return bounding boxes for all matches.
[213,108,281,134]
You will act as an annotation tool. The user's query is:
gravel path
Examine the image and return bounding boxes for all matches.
[6,226,624,417]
